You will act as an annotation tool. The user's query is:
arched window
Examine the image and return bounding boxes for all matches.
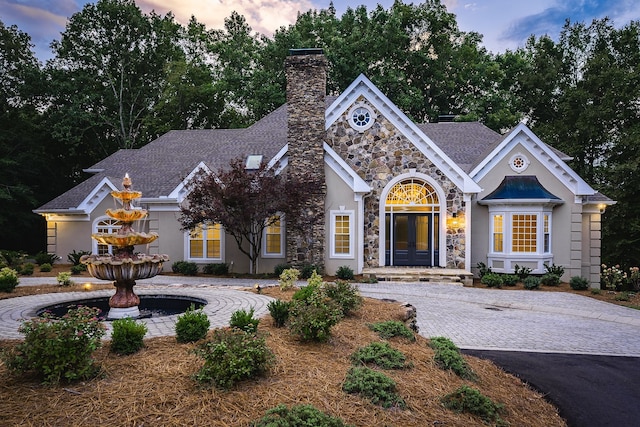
[385,179,439,209]
[95,218,121,255]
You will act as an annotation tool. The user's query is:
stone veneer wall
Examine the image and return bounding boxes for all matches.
[284,51,327,269]
[326,97,466,269]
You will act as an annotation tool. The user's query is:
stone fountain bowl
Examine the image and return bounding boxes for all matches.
[81,254,170,281]
[91,231,159,247]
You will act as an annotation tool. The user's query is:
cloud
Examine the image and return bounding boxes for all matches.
[136,0,315,36]
[501,0,638,45]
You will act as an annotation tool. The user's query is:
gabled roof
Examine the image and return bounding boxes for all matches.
[470,123,597,197]
[326,74,482,194]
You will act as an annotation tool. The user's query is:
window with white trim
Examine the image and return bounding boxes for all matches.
[487,208,553,256]
[188,223,222,260]
[263,215,284,257]
[95,218,120,255]
[330,210,354,258]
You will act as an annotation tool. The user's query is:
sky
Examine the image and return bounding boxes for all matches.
[2,0,639,62]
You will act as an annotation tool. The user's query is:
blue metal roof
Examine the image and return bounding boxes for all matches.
[482,176,561,201]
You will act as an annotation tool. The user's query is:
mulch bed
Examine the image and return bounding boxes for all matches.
[0,286,566,426]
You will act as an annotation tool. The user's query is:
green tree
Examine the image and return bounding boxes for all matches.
[0,20,49,252]
[179,158,317,274]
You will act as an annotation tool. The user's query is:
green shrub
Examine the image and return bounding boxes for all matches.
[202,263,229,275]
[70,264,87,275]
[292,283,320,303]
[324,280,363,316]
[250,404,353,427]
[501,274,519,287]
[615,292,631,301]
[591,288,602,295]
[350,342,410,369]
[342,366,406,408]
[336,265,355,280]
[274,263,292,277]
[368,320,415,341]
[430,337,476,381]
[39,263,52,272]
[229,308,260,333]
[193,328,275,389]
[570,276,589,290]
[441,385,506,425]
[544,263,565,277]
[540,273,560,286]
[171,260,199,275]
[56,271,74,286]
[278,268,300,291]
[288,287,343,342]
[481,272,503,288]
[267,299,291,327]
[514,264,532,280]
[300,263,319,279]
[2,306,105,384]
[175,305,210,343]
[476,261,492,278]
[110,317,147,355]
[19,262,34,276]
[0,267,19,292]
[523,276,541,290]
[33,251,57,266]
[67,250,91,266]
[306,269,324,287]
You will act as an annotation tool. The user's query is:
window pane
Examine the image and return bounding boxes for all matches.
[493,215,503,252]
[512,214,537,253]
[265,216,282,254]
[334,214,351,254]
[189,223,220,259]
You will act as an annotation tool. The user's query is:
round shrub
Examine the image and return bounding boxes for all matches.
[202,263,229,275]
[250,404,352,427]
[501,274,519,287]
[324,280,363,316]
[300,263,318,279]
[336,265,354,280]
[273,263,292,277]
[110,317,148,355]
[0,267,19,292]
[540,273,561,286]
[39,263,52,272]
[172,260,199,275]
[193,328,275,389]
[267,299,290,327]
[70,263,87,275]
[278,268,300,291]
[20,263,35,276]
[570,276,589,290]
[523,276,541,290]
[175,305,210,343]
[229,308,260,333]
[2,306,105,384]
[288,287,343,342]
[350,341,409,369]
[480,272,503,288]
[342,366,406,408]
[56,271,74,286]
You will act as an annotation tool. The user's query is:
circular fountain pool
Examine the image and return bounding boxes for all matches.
[37,295,207,320]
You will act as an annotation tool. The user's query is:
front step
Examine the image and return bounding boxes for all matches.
[362,267,474,286]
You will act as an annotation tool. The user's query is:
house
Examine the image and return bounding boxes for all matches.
[34,49,613,286]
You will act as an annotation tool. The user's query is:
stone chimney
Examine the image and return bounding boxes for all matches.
[285,48,327,270]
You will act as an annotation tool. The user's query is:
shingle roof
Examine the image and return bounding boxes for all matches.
[36,102,514,212]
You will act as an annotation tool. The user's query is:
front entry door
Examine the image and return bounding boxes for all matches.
[392,213,431,266]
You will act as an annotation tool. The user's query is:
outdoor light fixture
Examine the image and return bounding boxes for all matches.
[598,203,607,214]
[83,282,93,291]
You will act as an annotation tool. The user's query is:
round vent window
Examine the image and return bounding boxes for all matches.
[348,103,376,132]
[509,153,530,173]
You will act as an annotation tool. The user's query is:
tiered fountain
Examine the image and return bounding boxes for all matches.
[81,174,169,319]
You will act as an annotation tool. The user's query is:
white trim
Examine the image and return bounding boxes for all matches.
[324,143,371,194]
[330,209,355,259]
[470,123,596,197]
[348,102,376,132]
[378,172,447,267]
[92,215,121,255]
[76,177,119,214]
[168,161,213,202]
[326,74,481,194]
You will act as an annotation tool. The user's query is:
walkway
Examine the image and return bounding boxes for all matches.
[4,276,640,357]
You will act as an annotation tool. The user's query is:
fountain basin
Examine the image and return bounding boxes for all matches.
[105,208,148,222]
[90,231,159,247]
[37,295,207,320]
[81,254,169,281]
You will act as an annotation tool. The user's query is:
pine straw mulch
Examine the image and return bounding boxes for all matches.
[0,286,566,427]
